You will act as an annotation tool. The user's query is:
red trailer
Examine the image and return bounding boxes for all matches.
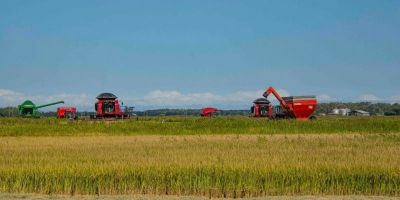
[251,86,317,120]
[201,107,219,117]
[57,107,77,119]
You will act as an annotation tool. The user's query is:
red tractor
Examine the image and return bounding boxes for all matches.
[201,107,219,117]
[92,93,130,119]
[251,86,317,120]
[57,107,77,119]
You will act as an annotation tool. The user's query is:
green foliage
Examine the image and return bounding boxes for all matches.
[0,107,18,117]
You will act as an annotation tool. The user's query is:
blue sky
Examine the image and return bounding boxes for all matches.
[0,0,399,110]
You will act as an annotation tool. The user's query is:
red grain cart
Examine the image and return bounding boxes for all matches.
[251,86,317,120]
[281,96,317,120]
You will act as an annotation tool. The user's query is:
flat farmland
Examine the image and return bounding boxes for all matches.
[0,117,399,198]
[0,116,399,136]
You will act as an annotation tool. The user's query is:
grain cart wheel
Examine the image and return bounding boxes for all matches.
[309,116,317,120]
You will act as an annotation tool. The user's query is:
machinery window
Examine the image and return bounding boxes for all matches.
[260,106,268,115]
[103,101,115,113]
[22,108,34,115]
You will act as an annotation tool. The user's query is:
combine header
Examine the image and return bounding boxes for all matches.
[251,86,317,120]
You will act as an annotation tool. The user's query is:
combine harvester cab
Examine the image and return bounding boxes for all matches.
[251,86,317,120]
[251,98,272,117]
[92,93,130,119]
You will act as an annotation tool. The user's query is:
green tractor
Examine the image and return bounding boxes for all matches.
[18,100,64,118]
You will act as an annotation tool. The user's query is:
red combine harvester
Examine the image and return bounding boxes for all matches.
[201,107,219,117]
[251,98,272,117]
[92,93,130,119]
[57,107,77,119]
[251,86,317,120]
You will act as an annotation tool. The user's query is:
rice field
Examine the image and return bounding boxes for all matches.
[0,116,399,136]
[1,194,399,200]
[0,117,399,198]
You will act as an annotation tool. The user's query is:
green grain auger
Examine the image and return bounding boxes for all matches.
[18,100,64,118]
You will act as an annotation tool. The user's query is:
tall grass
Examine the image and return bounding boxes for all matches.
[0,116,399,136]
[0,135,399,197]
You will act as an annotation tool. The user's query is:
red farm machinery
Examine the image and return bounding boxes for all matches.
[91,93,131,119]
[57,107,77,119]
[201,107,219,117]
[251,86,317,120]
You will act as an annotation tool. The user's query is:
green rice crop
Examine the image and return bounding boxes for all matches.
[0,116,399,136]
